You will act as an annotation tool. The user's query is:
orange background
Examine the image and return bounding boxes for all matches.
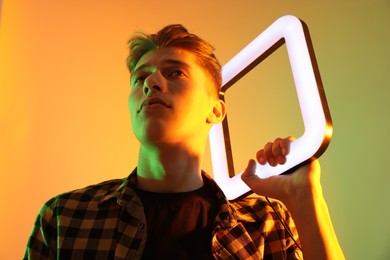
[1,1,389,259]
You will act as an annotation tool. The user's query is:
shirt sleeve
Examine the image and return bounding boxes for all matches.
[228,196,304,259]
[277,200,303,260]
[24,198,58,260]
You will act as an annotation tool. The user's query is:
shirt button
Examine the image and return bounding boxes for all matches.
[138,222,145,229]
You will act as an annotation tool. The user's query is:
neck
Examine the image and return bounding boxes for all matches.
[136,142,205,193]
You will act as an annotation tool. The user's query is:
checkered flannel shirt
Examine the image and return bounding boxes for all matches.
[24,169,303,259]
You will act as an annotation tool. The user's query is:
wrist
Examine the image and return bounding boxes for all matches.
[284,178,324,218]
[285,183,345,260]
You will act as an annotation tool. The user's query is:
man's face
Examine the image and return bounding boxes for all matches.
[128,47,219,146]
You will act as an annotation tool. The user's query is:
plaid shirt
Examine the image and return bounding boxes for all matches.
[24,169,303,259]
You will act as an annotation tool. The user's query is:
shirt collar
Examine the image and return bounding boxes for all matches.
[97,168,139,207]
[97,168,238,228]
[202,171,238,228]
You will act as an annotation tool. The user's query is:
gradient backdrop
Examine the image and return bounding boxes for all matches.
[1,1,389,259]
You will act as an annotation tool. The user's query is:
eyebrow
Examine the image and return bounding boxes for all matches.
[133,59,191,75]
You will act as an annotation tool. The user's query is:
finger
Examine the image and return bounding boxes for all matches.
[272,138,286,165]
[242,161,285,198]
[280,136,294,156]
[241,159,261,189]
[256,149,266,165]
[242,159,257,177]
[264,142,277,166]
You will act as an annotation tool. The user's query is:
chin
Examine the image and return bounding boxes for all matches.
[135,126,170,144]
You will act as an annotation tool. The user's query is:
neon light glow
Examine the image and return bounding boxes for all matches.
[209,15,333,200]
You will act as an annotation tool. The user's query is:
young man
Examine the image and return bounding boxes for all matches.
[25,24,344,259]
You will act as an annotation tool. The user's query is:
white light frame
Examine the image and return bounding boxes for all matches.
[209,15,333,200]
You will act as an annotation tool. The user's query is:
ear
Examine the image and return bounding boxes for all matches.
[207,99,226,124]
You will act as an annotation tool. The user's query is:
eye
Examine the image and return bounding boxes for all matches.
[132,75,147,87]
[169,70,186,78]
[135,76,146,84]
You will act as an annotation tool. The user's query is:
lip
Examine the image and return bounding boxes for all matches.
[139,97,171,112]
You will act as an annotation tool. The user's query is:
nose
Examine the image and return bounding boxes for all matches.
[143,71,167,95]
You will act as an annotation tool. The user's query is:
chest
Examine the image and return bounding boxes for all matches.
[137,187,219,259]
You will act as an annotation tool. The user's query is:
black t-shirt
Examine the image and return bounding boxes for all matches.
[136,184,219,260]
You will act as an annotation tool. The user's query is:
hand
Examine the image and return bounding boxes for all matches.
[241,137,321,206]
[242,137,345,259]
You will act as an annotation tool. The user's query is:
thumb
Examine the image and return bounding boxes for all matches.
[241,159,275,197]
[241,159,259,184]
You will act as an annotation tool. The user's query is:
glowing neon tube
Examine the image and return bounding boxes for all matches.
[209,15,333,200]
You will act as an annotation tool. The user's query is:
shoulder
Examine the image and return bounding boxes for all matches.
[229,195,291,223]
[58,178,124,200]
[42,178,125,214]
[228,196,302,258]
